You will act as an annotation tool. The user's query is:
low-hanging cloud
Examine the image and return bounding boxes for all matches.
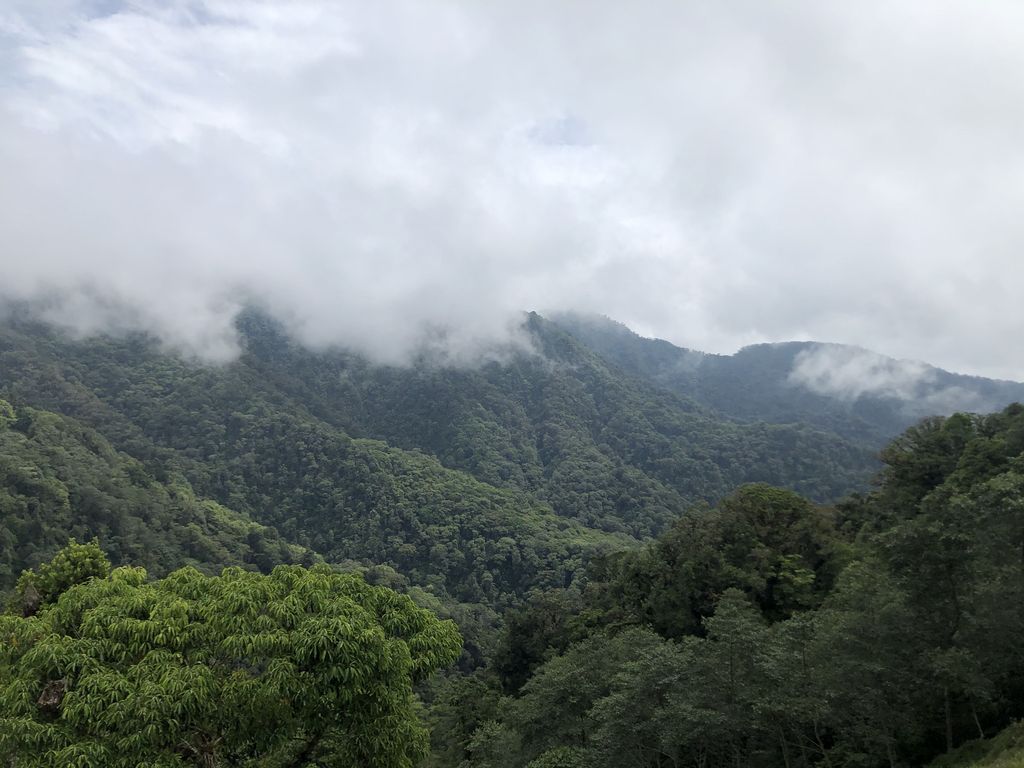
[789,345,936,401]
[788,344,1015,416]
[2,1,1024,375]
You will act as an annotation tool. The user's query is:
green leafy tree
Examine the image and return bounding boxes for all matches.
[14,537,110,615]
[0,547,461,767]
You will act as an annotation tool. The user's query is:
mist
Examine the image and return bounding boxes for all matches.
[789,344,1015,418]
[789,345,936,402]
[2,1,1024,376]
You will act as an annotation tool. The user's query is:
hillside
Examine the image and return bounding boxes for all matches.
[931,723,1024,768]
[552,312,1024,446]
[0,397,314,586]
[3,312,1024,768]
[0,312,877,544]
[432,404,1024,768]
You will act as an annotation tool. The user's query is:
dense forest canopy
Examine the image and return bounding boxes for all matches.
[431,404,1024,768]
[1,541,462,766]
[2,315,1024,768]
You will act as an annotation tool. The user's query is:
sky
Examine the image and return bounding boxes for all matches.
[1,1,1023,378]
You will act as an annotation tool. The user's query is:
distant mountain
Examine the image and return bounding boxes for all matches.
[551,312,1024,445]
[10,307,1011,610]
[4,308,1023,766]
[0,310,876,590]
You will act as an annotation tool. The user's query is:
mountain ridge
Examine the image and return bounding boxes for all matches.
[550,310,1024,445]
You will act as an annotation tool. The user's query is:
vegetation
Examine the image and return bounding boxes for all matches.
[0,543,461,767]
[0,312,876,547]
[0,399,315,587]
[551,311,1024,446]
[930,723,1024,768]
[3,314,1024,767]
[430,405,1024,768]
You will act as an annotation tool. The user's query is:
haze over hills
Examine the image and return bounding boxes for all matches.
[552,311,1024,446]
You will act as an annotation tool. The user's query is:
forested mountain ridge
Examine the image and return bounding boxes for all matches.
[3,310,1024,767]
[0,387,626,611]
[552,311,1024,446]
[436,404,1024,768]
[233,311,877,517]
[0,311,876,543]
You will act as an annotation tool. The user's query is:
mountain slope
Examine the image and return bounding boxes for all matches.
[552,312,1024,445]
[0,398,314,587]
[233,311,877,520]
[931,723,1024,768]
[0,322,632,606]
[0,314,877,551]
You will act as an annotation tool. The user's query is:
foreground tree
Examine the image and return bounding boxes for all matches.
[0,545,461,767]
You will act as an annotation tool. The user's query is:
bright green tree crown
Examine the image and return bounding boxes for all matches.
[0,545,461,767]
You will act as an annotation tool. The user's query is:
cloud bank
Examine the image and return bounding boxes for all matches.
[788,344,1018,418]
[1,1,1023,374]
[789,345,935,402]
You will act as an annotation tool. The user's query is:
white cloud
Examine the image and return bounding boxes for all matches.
[1,0,1023,375]
[789,345,935,401]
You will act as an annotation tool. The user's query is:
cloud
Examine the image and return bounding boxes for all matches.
[788,344,1016,416]
[1,1,1023,375]
[789,345,935,401]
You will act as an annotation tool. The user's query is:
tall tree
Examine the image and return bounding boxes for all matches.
[0,545,461,767]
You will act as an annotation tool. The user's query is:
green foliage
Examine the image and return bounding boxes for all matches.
[450,406,1024,768]
[14,538,110,613]
[0,551,461,767]
[0,320,629,609]
[0,403,316,590]
[0,310,874,559]
[0,399,14,428]
[585,483,843,639]
[4,314,1024,767]
[491,589,587,693]
[525,747,586,768]
[931,723,1024,768]
[551,312,1024,448]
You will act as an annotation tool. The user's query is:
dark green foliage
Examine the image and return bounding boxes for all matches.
[453,405,1024,768]
[0,312,875,550]
[585,484,843,639]
[0,399,314,589]
[0,311,874,612]
[0,544,462,767]
[929,722,1024,767]
[492,589,587,693]
[0,346,630,611]
[4,311,1024,767]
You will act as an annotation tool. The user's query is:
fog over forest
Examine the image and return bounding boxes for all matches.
[2,1,1024,376]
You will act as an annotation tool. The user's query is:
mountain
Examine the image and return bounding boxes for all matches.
[551,312,1024,445]
[3,309,1024,768]
[4,308,1013,601]
[0,310,876,539]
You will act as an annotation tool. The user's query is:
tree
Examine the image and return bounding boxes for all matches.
[0,546,462,767]
[13,537,110,615]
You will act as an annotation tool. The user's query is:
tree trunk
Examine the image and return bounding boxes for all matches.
[813,720,833,768]
[945,686,954,753]
[971,702,985,740]
[778,726,793,768]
